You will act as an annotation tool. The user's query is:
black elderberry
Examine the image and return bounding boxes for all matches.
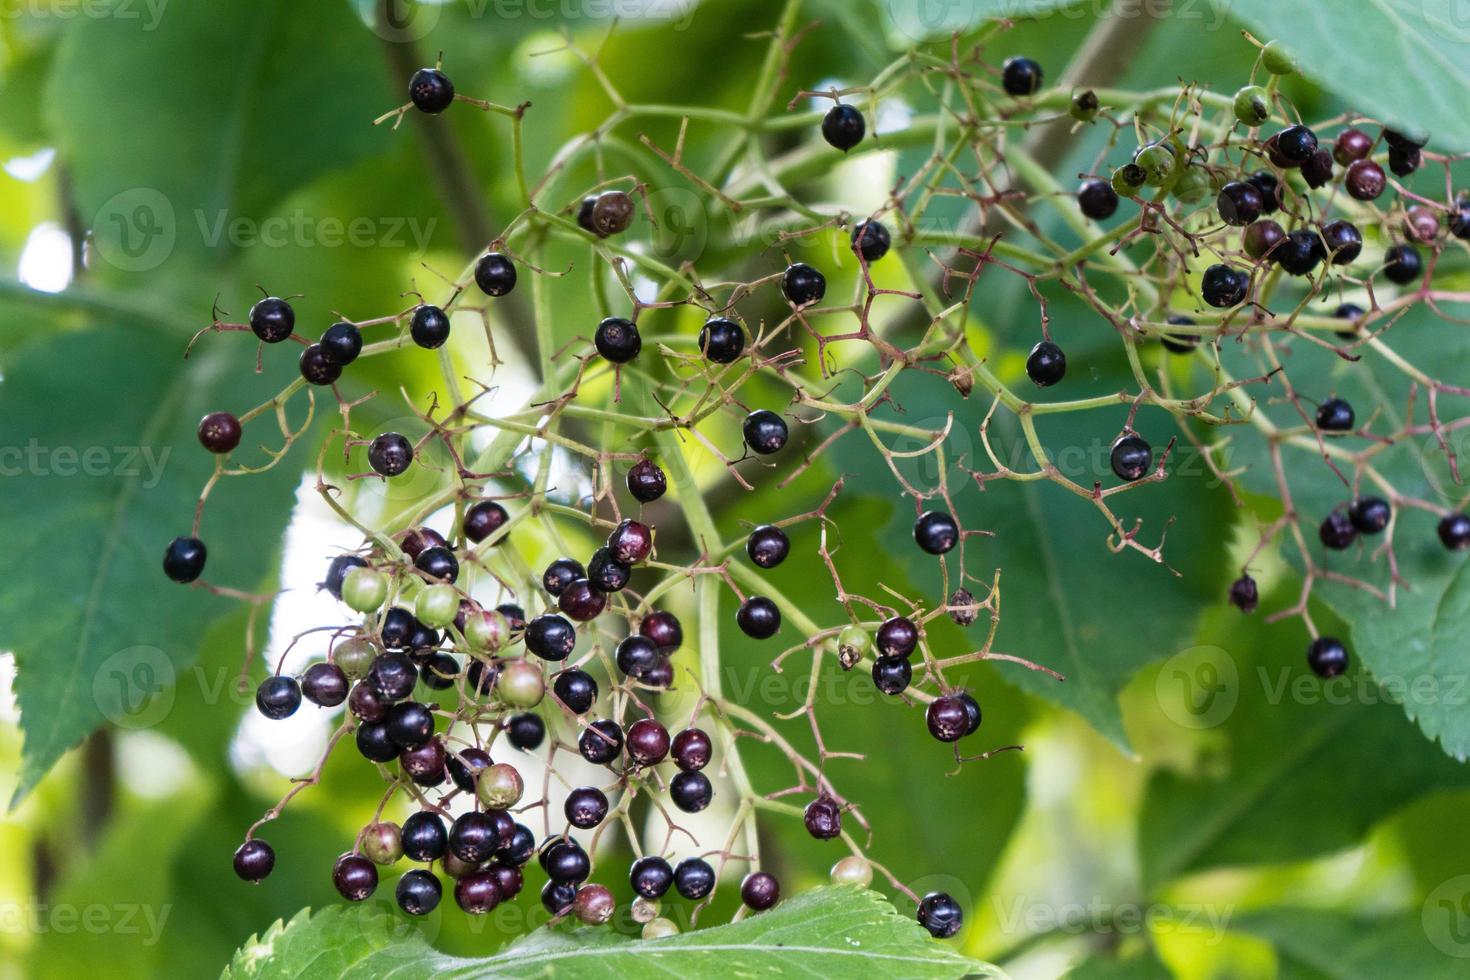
[544,839,591,884]
[255,675,301,720]
[368,652,418,701]
[641,610,683,651]
[1001,56,1043,96]
[594,316,641,363]
[1334,128,1373,164]
[1307,636,1349,678]
[1321,221,1362,265]
[803,796,842,840]
[743,410,789,455]
[233,839,275,882]
[1270,124,1318,167]
[1274,229,1324,277]
[448,811,500,864]
[630,856,674,899]
[615,635,661,678]
[918,892,963,938]
[410,304,451,349]
[1345,160,1387,201]
[821,104,865,152]
[1384,244,1422,285]
[454,870,503,914]
[876,615,919,658]
[1025,341,1066,387]
[402,811,448,862]
[553,669,598,714]
[626,718,670,765]
[1246,170,1281,213]
[871,656,911,695]
[320,322,362,366]
[607,518,653,564]
[670,771,713,812]
[558,579,606,622]
[1334,302,1365,340]
[402,527,447,559]
[332,853,378,901]
[355,721,398,762]
[1316,397,1355,431]
[746,524,790,568]
[542,557,585,597]
[1217,181,1264,226]
[579,719,624,764]
[699,316,746,363]
[626,457,666,502]
[671,728,712,771]
[302,662,348,707]
[957,690,982,735]
[298,344,342,386]
[851,219,891,261]
[163,535,207,583]
[1348,496,1391,534]
[447,747,492,794]
[1301,150,1334,188]
[1438,513,1470,550]
[408,67,454,113]
[497,824,535,867]
[463,500,509,544]
[913,510,959,555]
[400,739,447,786]
[1319,511,1357,550]
[782,263,826,306]
[368,432,413,477]
[1228,573,1259,613]
[350,680,388,723]
[249,296,295,343]
[1070,89,1100,121]
[387,700,435,749]
[1201,264,1249,307]
[1161,315,1200,354]
[198,411,242,454]
[474,252,517,297]
[542,880,578,914]
[421,653,458,690]
[564,787,609,829]
[587,547,632,593]
[1077,179,1119,220]
[326,553,368,600]
[415,545,459,583]
[926,695,970,742]
[736,596,781,639]
[1243,220,1285,261]
[673,857,715,899]
[396,869,442,916]
[1388,144,1421,177]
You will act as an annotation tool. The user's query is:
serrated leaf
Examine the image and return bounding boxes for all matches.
[1234,907,1469,980]
[221,887,1003,979]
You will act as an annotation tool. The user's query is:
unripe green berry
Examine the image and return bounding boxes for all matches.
[1233,85,1270,126]
[466,609,510,652]
[643,917,679,939]
[830,855,873,886]
[1133,142,1178,188]
[496,659,545,708]
[415,583,460,629]
[477,762,524,809]
[1111,163,1147,197]
[1171,165,1214,204]
[363,821,402,865]
[836,624,870,670]
[1261,40,1295,75]
[341,566,388,613]
[335,636,379,680]
[1069,89,1099,123]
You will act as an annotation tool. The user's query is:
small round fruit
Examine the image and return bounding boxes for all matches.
[463,500,509,544]
[627,718,670,766]
[249,296,295,343]
[641,610,683,651]
[1229,574,1259,613]
[741,872,780,911]
[1345,160,1386,201]
[396,869,442,915]
[627,457,666,502]
[401,811,448,862]
[1383,244,1422,285]
[1201,264,1249,308]
[803,796,842,840]
[1133,142,1178,187]
[1302,150,1334,189]
[746,525,790,568]
[631,856,674,899]
[1438,513,1470,550]
[1232,85,1270,126]
[163,536,207,583]
[1246,170,1280,212]
[851,219,890,262]
[670,771,713,812]
[1407,207,1441,244]
[736,596,781,639]
[410,304,450,349]
[872,656,912,695]
[1321,220,1362,265]
[1319,511,1357,550]
[616,634,661,678]
[341,566,388,613]
[320,322,362,366]
[198,412,242,454]
[671,728,712,772]
[876,616,919,659]
[743,410,789,455]
[1161,315,1200,354]
[1261,40,1296,74]
[1270,124,1318,167]
[926,695,970,742]
[363,822,403,866]
[918,892,963,938]
[542,557,585,598]
[1307,637,1349,678]
[233,839,274,882]
[1272,229,1323,277]
[368,432,413,477]
[830,855,872,886]
[496,659,545,709]
[1111,163,1147,197]
[1348,496,1391,534]
[415,545,459,583]
[673,858,715,899]
[781,263,826,306]
[408,67,454,113]
[1110,434,1152,482]
[455,869,503,914]
[565,786,609,829]
[821,104,865,151]
[607,518,654,564]
[446,747,491,795]
[558,578,606,622]
[1077,180,1118,220]
[298,345,342,386]
[1316,397,1355,432]
[587,547,631,592]
[1334,128,1373,165]
[400,738,447,786]
[553,669,598,714]
[1001,56,1043,96]
[1389,144,1421,177]
[573,884,616,925]
[1025,341,1066,387]
[302,662,349,707]
[579,719,624,765]
[699,317,745,363]
[474,252,517,297]
[476,762,524,810]
[525,614,577,661]
[507,712,545,750]
[594,316,641,363]
[465,609,510,653]
[544,839,591,884]
[837,624,870,667]
[1217,181,1264,226]
[542,880,578,913]
[333,853,379,901]
[256,675,301,720]
[913,511,958,555]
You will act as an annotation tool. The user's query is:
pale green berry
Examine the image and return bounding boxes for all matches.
[335,636,379,680]
[477,762,524,809]
[1233,85,1270,126]
[642,917,679,939]
[341,566,388,613]
[415,583,460,628]
[1261,40,1295,75]
[496,659,545,708]
[830,855,873,886]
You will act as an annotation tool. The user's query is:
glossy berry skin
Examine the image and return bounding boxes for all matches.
[594,316,641,363]
[1243,220,1285,261]
[803,797,842,840]
[1110,434,1153,482]
[736,596,781,639]
[350,681,388,722]
[587,548,632,592]
[746,525,790,569]
[507,712,545,751]
[400,739,447,786]
[699,317,745,363]
[671,728,712,772]
[626,718,670,766]
[876,616,919,659]
[1334,128,1373,164]
[1229,574,1259,613]
[163,536,207,583]
[1271,124,1318,167]
[641,610,683,651]
[401,528,447,560]
[320,322,362,365]
[1216,181,1263,226]
[626,458,666,502]
[918,892,964,939]
[369,652,418,701]
[741,872,780,911]
[607,519,654,564]
[408,67,454,113]
[233,839,274,882]
[913,511,958,555]
[410,304,450,349]
[872,656,912,695]
[355,722,397,762]
[474,252,517,297]
[541,880,577,915]
[387,700,435,749]
[526,614,577,661]
[542,558,585,597]
[670,771,713,812]
[565,786,609,829]
[572,884,615,925]
[415,545,459,583]
[497,825,536,868]
[421,653,458,690]
[1307,637,1349,678]
[631,856,674,899]
[1001,56,1043,96]
[454,869,503,914]
[851,220,891,262]
[1025,341,1066,387]
[402,811,448,862]
[332,853,378,901]
[396,869,442,916]
[1246,170,1280,213]
[256,675,301,720]
[298,344,342,386]
[782,263,826,306]
[1077,179,1118,220]
[198,411,242,454]
[544,840,591,884]
[579,719,624,765]
[1349,497,1391,534]
[1388,144,1421,177]
[926,695,971,742]
[1438,513,1470,550]
[1384,244,1422,285]
[615,635,661,678]
[1319,511,1357,550]
[743,410,788,455]
[674,858,715,900]
[302,662,348,707]
[1316,397,1355,432]
[1201,264,1249,308]
[1321,221,1362,265]
[553,669,598,714]
[368,432,413,477]
[463,500,509,544]
[1274,229,1324,277]
[558,579,606,622]
[1302,150,1334,189]
[821,104,865,151]
[248,296,295,343]
[1344,159,1386,201]
[957,691,982,735]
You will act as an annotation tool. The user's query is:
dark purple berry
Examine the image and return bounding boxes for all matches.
[332,853,378,901]
[464,500,509,544]
[670,771,713,812]
[396,869,442,915]
[781,263,826,306]
[410,304,450,348]
[1001,56,1043,96]
[736,596,781,639]
[542,558,585,597]
[1228,573,1259,613]
[368,432,413,477]
[743,410,788,455]
[671,728,712,772]
[320,321,362,366]
[803,796,842,840]
[579,719,623,765]
[256,675,301,720]
[918,892,963,938]
[746,525,790,568]
[526,614,577,661]
[298,344,342,386]
[913,511,958,554]
[594,316,641,363]
[1110,433,1152,482]
[627,457,666,502]
[1319,511,1357,550]
[741,872,780,911]
[408,67,454,113]
[553,669,598,714]
[474,252,517,297]
[198,412,242,454]
[698,317,745,363]
[821,104,864,151]
[1307,637,1349,678]
[233,839,274,882]
[1025,341,1066,386]
[673,857,715,899]
[163,536,207,583]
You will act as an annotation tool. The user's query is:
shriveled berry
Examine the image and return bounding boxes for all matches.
[1301,150,1334,188]
[1228,574,1259,613]
[803,796,842,840]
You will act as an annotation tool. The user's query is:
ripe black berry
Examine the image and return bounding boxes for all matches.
[565,786,609,829]
[233,839,274,882]
[803,796,842,840]
[163,535,207,583]
[558,579,606,622]
[1334,303,1365,339]
[1388,144,1421,177]
[626,457,666,502]
[249,296,295,343]
[579,719,624,764]
[455,869,503,914]
[1246,170,1281,213]
[918,892,963,938]
[673,857,715,899]
[927,695,970,742]
[1110,433,1152,482]
[463,500,509,544]
[851,219,891,261]
[256,675,301,720]
[507,712,545,751]
[736,596,781,639]
[474,252,517,297]
[671,728,712,771]
[1349,496,1391,534]
[957,691,982,735]
[448,811,499,864]
[387,700,435,749]
[1201,264,1249,307]
[581,190,635,237]
[1217,181,1264,226]
[630,856,674,899]
[876,616,919,658]
[746,525,790,568]
[446,747,491,795]
[410,304,450,349]
[594,316,641,363]
[542,557,585,597]
[320,322,362,366]
[421,653,457,690]
[408,67,454,113]
[587,547,632,592]
[298,344,342,386]
[1321,221,1362,265]
[542,880,577,914]
[1001,56,1043,96]
[415,545,459,583]
[670,770,713,812]
[545,839,591,884]
[641,610,683,651]
[1077,179,1119,220]
[1439,513,1470,550]
[369,652,418,701]
[821,104,865,151]
[1274,229,1324,277]
[1160,315,1200,354]
[1271,124,1318,167]
[626,718,670,766]
[1345,159,1386,201]
[913,511,958,555]
[402,811,448,862]
[1025,341,1066,387]
[198,411,242,454]
[872,656,912,695]
[1316,397,1355,431]
[302,662,348,707]
[616,635,661,678]
[741,872,780,911]
[553,669,598,713]
[1242,220,1285,261]
[781,263,826,306]
[699,316,746,363]
[396,869,442,915]
[400,739,447,785]
[497,825,535,868]
[1228,573,1259,613]
[1301,150,1334,188]
[1307,637,1349,678]
[1319,511,1357,550]
[743,410,788,455]
[332,853,378,901]
[368,432,413,477]
[1334,129,1373,164]
[607,518,653,564]
[355,721,397,762]
[1384,244,1422,285]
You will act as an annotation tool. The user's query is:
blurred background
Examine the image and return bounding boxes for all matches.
[2,0,1470,977]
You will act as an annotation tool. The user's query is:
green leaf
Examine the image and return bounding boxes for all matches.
[1234,907,1470,979]
[0,320,304,805]
[1219,0,1470,151]
[1064,946,1175,979]
[221,887,1003,979]
[878,0,1083,40]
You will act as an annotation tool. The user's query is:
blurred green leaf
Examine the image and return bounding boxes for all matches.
[1063,946,1174,979]
[1234,906,1469,979]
